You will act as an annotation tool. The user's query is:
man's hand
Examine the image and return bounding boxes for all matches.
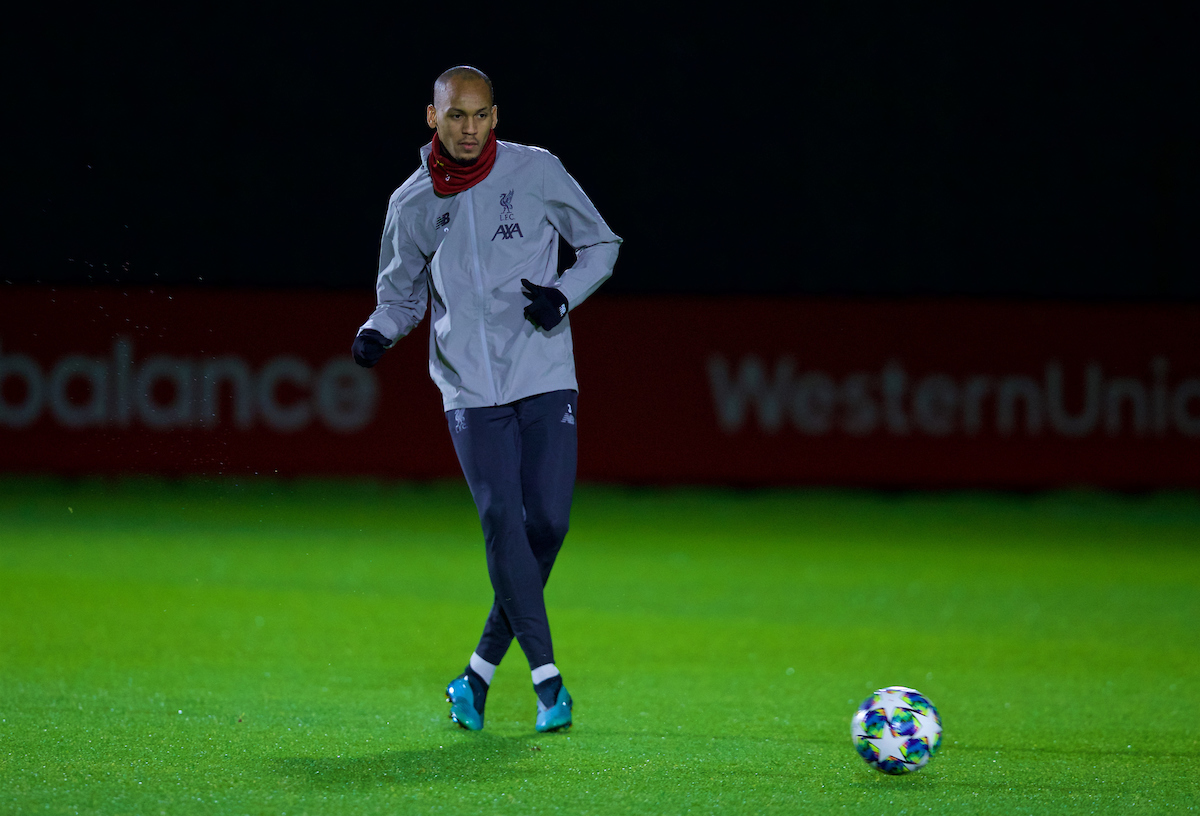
[521,279,569,331]
[351,329,390,368]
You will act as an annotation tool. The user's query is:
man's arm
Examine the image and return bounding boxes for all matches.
[542,154,622,309]
[354,198,430,365]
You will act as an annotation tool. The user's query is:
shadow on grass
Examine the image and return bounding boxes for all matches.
[274,733,549,788]
[843,772,940,790]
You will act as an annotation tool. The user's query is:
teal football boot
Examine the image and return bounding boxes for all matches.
[446,668,487,731]
[534,676,573,733]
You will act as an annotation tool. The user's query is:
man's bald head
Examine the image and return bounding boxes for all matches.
[427,66,498,162]
[434,66,494,107]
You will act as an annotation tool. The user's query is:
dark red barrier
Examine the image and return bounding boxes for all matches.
[2,288,1198,487]
[0,288,459,478]
[571,298,1200,487]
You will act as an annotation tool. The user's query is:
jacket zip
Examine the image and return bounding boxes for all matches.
[463,188,500,405]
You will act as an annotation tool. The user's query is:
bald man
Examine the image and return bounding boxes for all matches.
[352,66,621,733]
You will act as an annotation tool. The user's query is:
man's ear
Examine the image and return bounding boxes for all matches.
[426,104,437,129]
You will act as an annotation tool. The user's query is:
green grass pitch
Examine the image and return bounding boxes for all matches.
[1,477,1198,814]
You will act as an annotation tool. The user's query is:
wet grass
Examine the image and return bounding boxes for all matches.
[1,477,1198,814]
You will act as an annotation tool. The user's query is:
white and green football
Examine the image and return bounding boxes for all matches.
[851,685,942,774]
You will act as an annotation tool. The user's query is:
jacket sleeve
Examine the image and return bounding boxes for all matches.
[358,198,430,343]
[543,153,622,309]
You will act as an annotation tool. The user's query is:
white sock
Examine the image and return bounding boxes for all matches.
[469,652,497,686]
[531,663,560,686]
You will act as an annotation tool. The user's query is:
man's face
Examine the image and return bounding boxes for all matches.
[426,78,497,162]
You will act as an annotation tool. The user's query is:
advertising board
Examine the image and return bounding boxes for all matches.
[2,289,1196,487]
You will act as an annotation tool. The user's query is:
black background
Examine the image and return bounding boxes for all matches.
[4,7,1195,299]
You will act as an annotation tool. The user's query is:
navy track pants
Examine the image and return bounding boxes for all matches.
[446,389,577,669]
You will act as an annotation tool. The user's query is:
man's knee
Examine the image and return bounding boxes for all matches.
[525,502,570,548]
[479,499,524,545]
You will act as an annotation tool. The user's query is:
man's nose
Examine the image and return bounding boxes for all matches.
[463,117,477,134]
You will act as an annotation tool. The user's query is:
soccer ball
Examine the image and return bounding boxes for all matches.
[851,685,942,774]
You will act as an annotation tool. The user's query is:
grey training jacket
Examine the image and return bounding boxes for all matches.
[360,140,622,410]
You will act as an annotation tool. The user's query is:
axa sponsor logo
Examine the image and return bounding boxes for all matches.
[707,355,1200,438]
[0,337,378,433]
[491,223,523,241]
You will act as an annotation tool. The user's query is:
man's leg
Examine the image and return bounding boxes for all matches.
[517,390,577,594]
[471,391,578,665]
[447,403,555,670]
[515,390,578,732]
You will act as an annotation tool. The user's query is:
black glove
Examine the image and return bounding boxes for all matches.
[351,329,389,368]
[521,278,569,331]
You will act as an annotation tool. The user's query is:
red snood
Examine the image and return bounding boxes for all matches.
[428,131,497,196]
